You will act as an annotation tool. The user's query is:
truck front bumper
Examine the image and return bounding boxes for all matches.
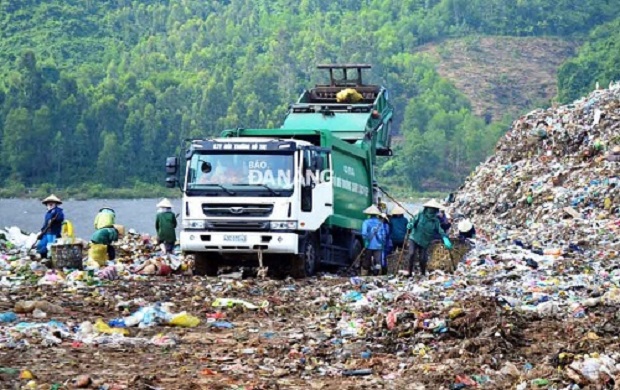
[180,231,299,254]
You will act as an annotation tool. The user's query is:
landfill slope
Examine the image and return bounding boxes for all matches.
[453,82,620,253]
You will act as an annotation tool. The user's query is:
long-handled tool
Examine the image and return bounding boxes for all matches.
[377,186,416,218]
[348,224,382,273]
[30,215,57,251]
[395,227,411,273]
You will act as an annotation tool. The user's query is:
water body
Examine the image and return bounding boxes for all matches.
[0,198,182,239]
[0,198,420,240]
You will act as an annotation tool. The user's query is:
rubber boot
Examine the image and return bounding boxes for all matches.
[420,259,427,277]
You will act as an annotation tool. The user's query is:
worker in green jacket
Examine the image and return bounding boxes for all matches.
[406,200,452,277]
[91,224,125,261]
[155,198,177,255]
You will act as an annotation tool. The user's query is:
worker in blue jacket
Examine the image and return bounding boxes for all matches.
[36,194,65,259]
[389,206,409,248]
[379,213,393,274]
[361,205,387,276]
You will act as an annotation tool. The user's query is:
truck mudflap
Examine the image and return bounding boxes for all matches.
[180,231,299,254]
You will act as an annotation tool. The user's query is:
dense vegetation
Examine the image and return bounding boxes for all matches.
[1,0,619,196]
[557,18,620,103]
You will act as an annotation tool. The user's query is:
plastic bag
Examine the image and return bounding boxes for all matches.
[61,220,75,244]
[88,244,108,266]
[336,88,363,103]
[94,318,128,335]
[211,298,269,310]
[169,312,200,327]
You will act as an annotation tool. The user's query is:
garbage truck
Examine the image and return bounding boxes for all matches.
[165,64,394,277]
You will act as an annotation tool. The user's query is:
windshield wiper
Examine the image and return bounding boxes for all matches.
[204,184,236,196]
[234,183,281,196]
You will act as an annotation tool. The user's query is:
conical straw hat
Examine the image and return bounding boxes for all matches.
[42,194,62,205]
[157,198,173,208]
[390,205,406,215]
[363,205,381,215]
[423,199,444,210]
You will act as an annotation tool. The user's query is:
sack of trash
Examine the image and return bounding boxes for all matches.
[336,88,363,103]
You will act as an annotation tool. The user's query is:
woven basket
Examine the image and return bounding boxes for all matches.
[51,243,84,270]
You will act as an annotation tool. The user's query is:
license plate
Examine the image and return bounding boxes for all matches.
[223,234,247,242]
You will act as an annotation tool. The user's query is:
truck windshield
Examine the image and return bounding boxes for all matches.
[186,153,295,195]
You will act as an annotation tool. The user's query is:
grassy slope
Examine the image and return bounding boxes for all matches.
[417,37,578,121]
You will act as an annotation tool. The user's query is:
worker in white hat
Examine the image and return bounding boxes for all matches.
[405,199,452,277]
[457,218,476,239]
[156,198,177,255]
[360,204,388,276]
[35,194,65,258]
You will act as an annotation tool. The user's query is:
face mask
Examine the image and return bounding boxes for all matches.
[425,208,438,217]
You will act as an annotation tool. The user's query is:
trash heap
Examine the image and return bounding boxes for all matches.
[0,226,193,288]
[2,269,620,389]
[452,83,620,256]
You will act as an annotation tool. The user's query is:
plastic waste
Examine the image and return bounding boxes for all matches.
[342,368,372,376]
[531,378,549,386]
[88,244,109,266]
[211,298,269,309]
[0,311,18,323]
[94,319,129,336]
[208,321,234,329]
[169,312,200,327]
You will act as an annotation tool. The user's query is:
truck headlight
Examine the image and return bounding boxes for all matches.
[270,221,297,230]
[183,219,206,229]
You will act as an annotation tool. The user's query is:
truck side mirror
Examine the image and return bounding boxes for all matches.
[165,176,178,188]
[166,157,179,175]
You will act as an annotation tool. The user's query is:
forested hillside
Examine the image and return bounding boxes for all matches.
[1,0,619,195]
[557,18,620,103]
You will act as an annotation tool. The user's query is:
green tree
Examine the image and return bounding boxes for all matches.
[96,132,124,186]
[2,108,31,180]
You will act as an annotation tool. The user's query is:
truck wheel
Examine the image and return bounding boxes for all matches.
[291,236,318,278]
[193,253,219,277]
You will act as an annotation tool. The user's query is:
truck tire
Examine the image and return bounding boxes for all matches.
[193,253,219,277]
[291,235,318,278]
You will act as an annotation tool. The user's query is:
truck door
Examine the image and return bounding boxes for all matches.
[300,148,333,230]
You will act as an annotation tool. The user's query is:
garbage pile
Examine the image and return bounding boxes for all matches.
[0,226,193,288]
[452,83,620,256]
[3,266,620,389]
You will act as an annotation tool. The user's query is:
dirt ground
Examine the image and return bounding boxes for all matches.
[1,272,618,390]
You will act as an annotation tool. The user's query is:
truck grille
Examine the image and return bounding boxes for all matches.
[202,204,274,217]
[207,221,270,231]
